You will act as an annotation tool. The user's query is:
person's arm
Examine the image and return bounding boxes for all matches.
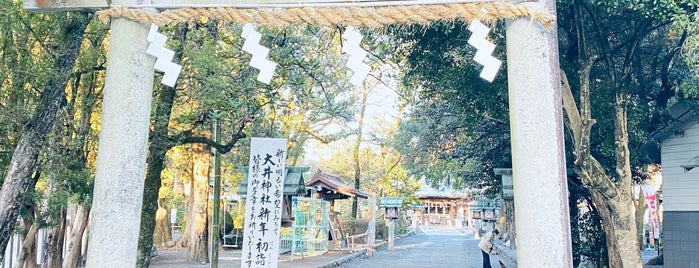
[484,233,494,253]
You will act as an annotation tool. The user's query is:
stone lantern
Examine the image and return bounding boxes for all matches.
[494,168,515,250]
[470,198,500,238]
[494,168,514,200]
[469,201,482,237]
[379,197,404,250]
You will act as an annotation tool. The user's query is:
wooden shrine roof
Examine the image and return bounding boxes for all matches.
[305,169,369,200]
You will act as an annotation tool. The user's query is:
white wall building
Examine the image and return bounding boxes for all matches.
[650,100,699,267]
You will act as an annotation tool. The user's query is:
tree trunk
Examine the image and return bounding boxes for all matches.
[16,216,39,268]
[42,211,66,268]
[351,85,368,219]
[153,199,173,246]
[562,3,647,266]
[62,204,90,268]
[589,188,619,266]
[177,157,195,250]
[589,188,641,267]
[136,120,169,267]
[610,83,642,266]
[0,13,90,251]
[14,175,38,268]
[501,200,515,250]
[561,67,642,267]
[179,145,209,263]
[136,24,186,268]
[135,90,172,266]
[634,189,646,250]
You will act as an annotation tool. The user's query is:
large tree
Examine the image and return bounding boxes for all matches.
[136,22,358,266]
[136,21,265,265]
[389,1,695,266]
[388,21,511,194]
[386,20,517,251]
[558,1,692,266]
[0,7,92,253]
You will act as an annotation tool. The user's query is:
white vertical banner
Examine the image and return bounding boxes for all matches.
[641,184,659,229]
[241,138,287,268]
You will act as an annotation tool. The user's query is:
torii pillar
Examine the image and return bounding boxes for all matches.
[506,0,573,267]
[86,2,154,267]
[86,23,152,268]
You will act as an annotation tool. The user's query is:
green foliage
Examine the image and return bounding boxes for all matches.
[558,1,696,263]
[231,202,246,230]
[39,151,94,227]
[340,217,387,239]
[558,0,694,169]
[387,21,510,195]
[569,180,607,266]
[317,143,418,200]
[161,22,358,164]
[0,0,105,230]
[254,25,358,162]
[579,0,699,98]
[0,0,50,182]
[669,2,699,97]
[581,0,696,18]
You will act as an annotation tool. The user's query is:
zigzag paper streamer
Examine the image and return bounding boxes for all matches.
[467,20,502,83]
[342,26,371,87]
[146,24,182,87]
[241,24,277,84]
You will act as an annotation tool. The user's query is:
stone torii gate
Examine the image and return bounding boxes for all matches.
[24,0,571,267]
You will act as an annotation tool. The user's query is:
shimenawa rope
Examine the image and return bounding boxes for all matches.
[95,2,554,29]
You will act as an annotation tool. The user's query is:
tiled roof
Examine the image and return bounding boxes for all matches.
[306,169,369,199]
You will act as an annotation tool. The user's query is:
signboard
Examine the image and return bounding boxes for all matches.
[241,138,287,268]
[170,208,177,225]
[484,210,495,221]
[25,0,490,11]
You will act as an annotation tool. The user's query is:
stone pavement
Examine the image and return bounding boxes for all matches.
[337,226,498,268]
[150,226,491,268]
[150,226,663,268]
[150,247,362,268]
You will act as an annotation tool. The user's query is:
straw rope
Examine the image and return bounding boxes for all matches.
[96,2,555,29]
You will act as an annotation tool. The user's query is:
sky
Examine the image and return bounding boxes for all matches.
[301,81,401,164]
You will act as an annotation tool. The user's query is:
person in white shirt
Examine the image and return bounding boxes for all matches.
[478,229,499,268]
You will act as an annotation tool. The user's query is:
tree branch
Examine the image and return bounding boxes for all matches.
[300,129,332,144]
[168,115,254,154]
[561,70,582,145]
[660,31,687,100]
[574,60,618,199]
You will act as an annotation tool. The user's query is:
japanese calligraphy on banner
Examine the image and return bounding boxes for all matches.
[641,184,659,228]
[241,138,287,268]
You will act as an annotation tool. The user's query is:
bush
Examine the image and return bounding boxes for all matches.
[340,217,400,240]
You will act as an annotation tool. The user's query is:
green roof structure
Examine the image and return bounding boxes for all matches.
[236,166,310,195]
[379,197,404,208]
